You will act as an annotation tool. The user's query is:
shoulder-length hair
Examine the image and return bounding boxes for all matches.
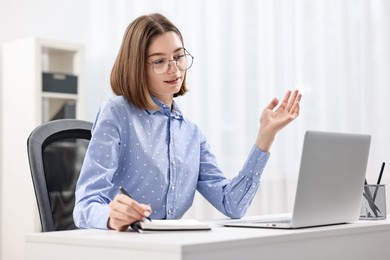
[110,13,188,110]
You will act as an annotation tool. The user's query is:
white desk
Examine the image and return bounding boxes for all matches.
[25,218,390,260]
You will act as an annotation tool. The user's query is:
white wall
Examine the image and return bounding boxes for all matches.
[0,1,91,259]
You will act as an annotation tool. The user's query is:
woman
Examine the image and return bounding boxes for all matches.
[73,13,302,231]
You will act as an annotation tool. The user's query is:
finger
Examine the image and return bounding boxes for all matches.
[120,194,152,218]
[108,195,152,231]
[286,90,299,111]
[290,93,302,115]
[291,102,300,118]
[109,206,134,223]
[278,90,292,110]
[108,204,135,231]
[113,194,149,220]
[131,202,152,219]
[142,204,152,217]
[110,199,143,222]
[290,94,302,117]
[265,98,279,111]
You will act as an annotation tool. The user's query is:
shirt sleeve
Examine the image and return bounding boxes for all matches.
[196,134,270,219]
[73,101,123,229]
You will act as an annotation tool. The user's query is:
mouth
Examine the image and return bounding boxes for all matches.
[164,77,181,85]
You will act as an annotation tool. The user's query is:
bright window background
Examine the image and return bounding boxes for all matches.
[1,0,389,220]
[84,0,390,219]
[2,1,390,258]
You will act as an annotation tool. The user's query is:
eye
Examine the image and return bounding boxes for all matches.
[174,54,185,61]
[152,59,166,65]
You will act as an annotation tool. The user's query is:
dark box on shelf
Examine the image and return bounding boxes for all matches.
[42,72,78,94]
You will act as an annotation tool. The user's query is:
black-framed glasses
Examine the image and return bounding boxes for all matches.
[146,49,194,75]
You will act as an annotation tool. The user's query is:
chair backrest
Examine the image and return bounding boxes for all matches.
[27,119,92,232]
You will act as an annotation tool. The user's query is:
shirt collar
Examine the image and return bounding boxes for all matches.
[146,96,185,121]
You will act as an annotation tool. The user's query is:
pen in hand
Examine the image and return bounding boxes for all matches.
[119,186,152,223]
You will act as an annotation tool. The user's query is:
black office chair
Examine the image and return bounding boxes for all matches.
[27,119,92,232]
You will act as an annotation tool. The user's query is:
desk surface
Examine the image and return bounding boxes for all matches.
[25,217,390,260]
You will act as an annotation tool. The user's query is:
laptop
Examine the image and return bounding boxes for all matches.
[224,130,371,229]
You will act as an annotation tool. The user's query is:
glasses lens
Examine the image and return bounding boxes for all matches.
[153,61,168,74]
[183,54,193,70]
[150,53,194,74]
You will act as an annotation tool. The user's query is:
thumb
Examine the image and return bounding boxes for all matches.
[266,98,279,110]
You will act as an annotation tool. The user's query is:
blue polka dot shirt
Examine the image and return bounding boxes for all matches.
[73,96,270,229]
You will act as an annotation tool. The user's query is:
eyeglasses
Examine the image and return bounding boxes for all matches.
[146,49,194,75]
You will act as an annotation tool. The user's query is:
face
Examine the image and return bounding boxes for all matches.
[146,31,185,106]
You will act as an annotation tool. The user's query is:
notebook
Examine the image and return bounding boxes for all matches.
[224,130,371,229]
[134,219,211,232]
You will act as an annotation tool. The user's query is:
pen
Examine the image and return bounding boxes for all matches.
[119,186,152,222]
[377,162,385,185]
[363,179,379,215]
[373,162,386,202]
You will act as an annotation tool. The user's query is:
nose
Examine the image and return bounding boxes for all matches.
[166,60,180,73]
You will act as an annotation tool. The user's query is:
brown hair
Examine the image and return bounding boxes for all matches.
[110,13,188,110]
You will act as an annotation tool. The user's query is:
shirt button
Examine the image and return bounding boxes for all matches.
[172,161,175,165]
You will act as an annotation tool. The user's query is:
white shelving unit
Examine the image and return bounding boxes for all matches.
[1,38,84,260]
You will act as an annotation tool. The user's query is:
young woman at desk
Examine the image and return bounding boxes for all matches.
[73,13,302,231]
